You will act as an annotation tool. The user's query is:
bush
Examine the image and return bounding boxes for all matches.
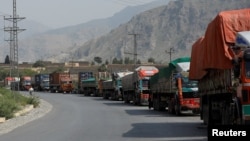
[26,96,40,108]
[0,100,20,119]
[0,87,40,119]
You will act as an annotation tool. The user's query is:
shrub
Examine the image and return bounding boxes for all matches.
[0,87,40,119]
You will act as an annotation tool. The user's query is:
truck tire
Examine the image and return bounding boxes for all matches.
[174,96,181,116]
[175,104,181,116]
[168,99,175,114]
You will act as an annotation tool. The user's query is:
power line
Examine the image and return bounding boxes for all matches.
[4,0,25,83]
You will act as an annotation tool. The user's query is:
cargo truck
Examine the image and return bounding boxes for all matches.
[110,71,133,101]
[102,79,114,99]
[4,77,14,88]
[20,76,32,91]
[78,72,111,96]
[189,8,250,125]
[32,74,50,91]
[122,66,159,105]
[150,57,199,115]
[49,72,74,93]
[78,72,95,95]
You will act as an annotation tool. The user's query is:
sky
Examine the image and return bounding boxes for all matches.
[0,0,157,28]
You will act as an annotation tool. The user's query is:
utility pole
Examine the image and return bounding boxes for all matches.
[124,33,140,99]
[165,47,175,63]
[124,33,140,67]
[4,0,26,91]
[165,47,175,92]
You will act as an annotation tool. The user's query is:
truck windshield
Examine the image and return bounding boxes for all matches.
[182,77,198,88]
[42,81,49,86]
[24,80,31,85]
[142,80,149,87]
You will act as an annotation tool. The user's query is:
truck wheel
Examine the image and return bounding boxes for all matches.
[174,96,181,116]
[233,97,242,124]
[168,99,174,114]
[153,99,159,110]
[175,104,181,116]
[192,109,200,115]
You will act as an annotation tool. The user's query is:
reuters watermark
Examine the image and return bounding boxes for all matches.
[208,125,250,140]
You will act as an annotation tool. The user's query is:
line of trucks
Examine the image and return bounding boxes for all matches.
[76,59,199,116]
[6,72,74,93]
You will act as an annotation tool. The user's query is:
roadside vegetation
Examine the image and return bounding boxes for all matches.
[0,87,40,119]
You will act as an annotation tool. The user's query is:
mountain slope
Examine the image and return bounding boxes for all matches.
[70,0,250,64]
[0,0,167,63]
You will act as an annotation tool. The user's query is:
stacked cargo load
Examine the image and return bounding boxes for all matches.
[189,8,250,125]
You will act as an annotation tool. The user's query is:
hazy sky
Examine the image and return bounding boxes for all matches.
[0,0,156,28]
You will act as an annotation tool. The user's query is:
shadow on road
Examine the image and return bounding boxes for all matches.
[122,122,207,140]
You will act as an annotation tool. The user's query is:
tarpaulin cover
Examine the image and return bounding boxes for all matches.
[189,8,250,80]
[135,66,159,78]
[202,8,250,70]
[150,57,190,84]
[169,57,191,78]
[116,71,133,78]
[189,37,207,80]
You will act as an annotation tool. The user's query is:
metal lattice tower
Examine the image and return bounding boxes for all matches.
[4,0,25,78]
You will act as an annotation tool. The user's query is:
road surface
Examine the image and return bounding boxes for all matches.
[0,92,207,141]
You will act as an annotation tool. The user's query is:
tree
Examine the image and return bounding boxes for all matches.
[94,57,102,65]
[98,64,107,72]
[148,57,155,64]
[136,59,141,64]
[0,68,9,80]
[33,60,45,67]
[112,58,119,64]
[19,69,37,77]
[105,59,109,65]
[4,55,10,64]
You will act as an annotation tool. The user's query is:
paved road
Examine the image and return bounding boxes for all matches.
[0,92,207,141]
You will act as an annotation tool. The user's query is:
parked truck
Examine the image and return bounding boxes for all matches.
[78,72,95,95]
[150,57,199,115]
[4,77,14,89]
[78,71,111,96]
[189,8,250,125]
[102,79,114,99]
[32,74,50,91]
[110,71,133,101]
[122,66,159,105]
[49,72,74,93]
[19,76,32,91]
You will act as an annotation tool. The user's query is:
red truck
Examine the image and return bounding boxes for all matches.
[189,8,250,126]
[20,76,32,91]
[122,66,159,105]
[49,72,74,93]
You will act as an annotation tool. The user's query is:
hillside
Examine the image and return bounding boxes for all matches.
[67,0,250,64]
[0,0,167,63]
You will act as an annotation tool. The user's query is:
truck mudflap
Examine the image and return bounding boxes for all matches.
[140,93,149,105]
